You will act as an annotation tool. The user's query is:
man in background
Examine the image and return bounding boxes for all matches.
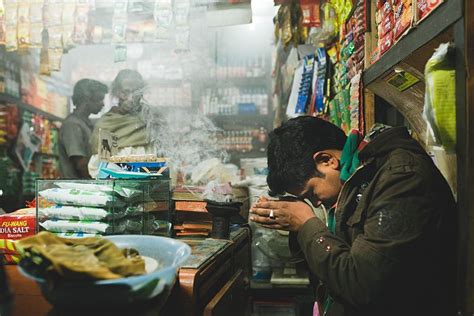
[88,69,153,178]
[59,79,107,178]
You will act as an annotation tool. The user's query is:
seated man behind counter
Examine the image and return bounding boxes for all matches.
[59,79,108,178]
[250,116,457,316]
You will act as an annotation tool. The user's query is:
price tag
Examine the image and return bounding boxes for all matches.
[385,69,420,92]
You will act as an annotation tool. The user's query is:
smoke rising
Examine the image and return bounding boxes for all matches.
[140,98,229,176]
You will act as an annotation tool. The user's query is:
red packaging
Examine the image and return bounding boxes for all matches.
[394,2,413,40]
[378,13,394,37]
[0,210,36,240]
[300,0,321,27]
[381,1,393,14]
[417,0,443,22]
[379,31,394,55]
[0,209,36,264]
[376,0,387,9]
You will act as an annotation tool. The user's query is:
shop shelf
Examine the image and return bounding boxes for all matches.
[363,0,463,86]
[0,93,65,122]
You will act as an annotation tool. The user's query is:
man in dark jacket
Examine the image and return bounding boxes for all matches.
[250,116,457,316]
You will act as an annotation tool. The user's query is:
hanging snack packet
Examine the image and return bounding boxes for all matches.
[62,0,76,49]
[0,0,4,45]
[5,3,18,51]
[44,0,63,27]
[73,1,90,44]
[300,0,321,27]
[17,3,29,49]
[174,0,190,26]
[48,48,63,71]
[423,42,456,152]
[154,0,173,40]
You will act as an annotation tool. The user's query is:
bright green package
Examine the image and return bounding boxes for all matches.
[423,43,456,152]
[329,99,342,128]
[339,88,351,134]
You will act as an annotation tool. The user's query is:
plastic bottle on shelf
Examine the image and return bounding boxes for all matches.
[258,127,267,152]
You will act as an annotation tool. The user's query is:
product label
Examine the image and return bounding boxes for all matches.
[417,0,443,21]
[0,215,36,240]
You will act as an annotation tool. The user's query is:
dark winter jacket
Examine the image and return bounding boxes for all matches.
[296,127,457,316]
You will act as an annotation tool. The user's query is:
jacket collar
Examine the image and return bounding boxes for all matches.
[358,127,426,162]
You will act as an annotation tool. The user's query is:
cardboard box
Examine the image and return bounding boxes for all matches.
[175,201,208,213]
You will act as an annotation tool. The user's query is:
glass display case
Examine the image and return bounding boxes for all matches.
[35,178,172,237]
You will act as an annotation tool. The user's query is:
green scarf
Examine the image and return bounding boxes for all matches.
[324,129,365,315]
[339,130,365,182]
[90,111,149,154]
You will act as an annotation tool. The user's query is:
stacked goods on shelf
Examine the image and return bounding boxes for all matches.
[214,127,268,153]
[200,87,269,116]
[375,0,414,57]
[286,54,316,116]
[172,186,212,237]
[368,0,444,65]
[146,82,192,108]
[309,47,328,116]
[272,0,365,133]
[21,70,70,119]
[39,119,59,155]
[416,0,443,22]
[214,55,267,79]
[0,102,18,146]
[15,111,61,196]
[324,0,366,133]
[393,0,414,40]
[36,179,172,237]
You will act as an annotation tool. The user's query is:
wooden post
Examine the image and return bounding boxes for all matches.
[456,0,474,312]
[363,88,375,134]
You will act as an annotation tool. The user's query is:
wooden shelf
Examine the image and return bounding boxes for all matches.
[0,94,65,122]
[363,0,463,86]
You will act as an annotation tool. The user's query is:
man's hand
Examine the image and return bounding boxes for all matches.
[250,197,316,232]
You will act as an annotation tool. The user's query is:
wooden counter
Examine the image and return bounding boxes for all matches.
[1,228,251,316]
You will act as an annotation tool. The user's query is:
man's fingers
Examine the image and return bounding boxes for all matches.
[250,207,274,217]
[255,200,276,209]
[250,214,277,225]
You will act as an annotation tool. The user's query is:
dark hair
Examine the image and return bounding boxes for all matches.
[72,79,108,107]
[267,116,347,195]
[111,69,145,97]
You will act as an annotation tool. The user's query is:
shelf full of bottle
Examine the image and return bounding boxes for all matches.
[200,87,269,116]
[214,126,268,153]
[212,54,268,80]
